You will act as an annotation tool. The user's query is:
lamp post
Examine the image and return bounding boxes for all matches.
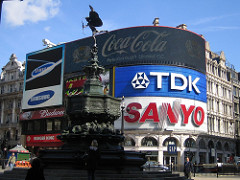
[121,96,125,135]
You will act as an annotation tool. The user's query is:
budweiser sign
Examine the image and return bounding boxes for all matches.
[20,107,65,120]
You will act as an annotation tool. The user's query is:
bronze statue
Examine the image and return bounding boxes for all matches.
[82,5,107,44]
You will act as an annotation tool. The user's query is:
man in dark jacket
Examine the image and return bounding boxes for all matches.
[86,140,100,180]
[184,157,193,179]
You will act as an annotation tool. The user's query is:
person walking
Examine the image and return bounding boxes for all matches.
[25,158,45,180]
[86,139,100,180]
[7,153,16,170]
[184,157,193,179]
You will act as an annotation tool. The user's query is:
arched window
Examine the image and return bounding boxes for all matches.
[224,142,230,151]
[216,141,222,150]
[184,138,196,148]
[141,137,158,147]
[199,139,206,149]
[163,137,177,147]
[208,140,214,149]
[124,137,135,146]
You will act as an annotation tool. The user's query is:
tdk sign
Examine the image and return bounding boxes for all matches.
[132,72,200,93]
[28,90,54,106]
[115,65,207,103]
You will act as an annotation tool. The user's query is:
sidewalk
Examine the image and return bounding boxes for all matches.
[193,175,240,180]
[175,172,240,180]
[0,166,11,174]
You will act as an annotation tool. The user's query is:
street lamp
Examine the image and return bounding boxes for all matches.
[121,96,125,135]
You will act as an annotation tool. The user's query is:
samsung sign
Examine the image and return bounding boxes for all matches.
[114,65,206,103]
[22,45,65,110]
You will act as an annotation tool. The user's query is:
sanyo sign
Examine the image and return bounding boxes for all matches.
[114,97,207,132]
[114,65,207,103]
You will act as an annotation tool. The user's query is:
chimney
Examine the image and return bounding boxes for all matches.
[176,24,187,30]
[153,18,159,26]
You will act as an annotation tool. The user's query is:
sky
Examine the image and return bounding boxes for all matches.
[0,0,240,72]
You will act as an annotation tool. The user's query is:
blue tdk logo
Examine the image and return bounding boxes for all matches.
[28,90,54,105]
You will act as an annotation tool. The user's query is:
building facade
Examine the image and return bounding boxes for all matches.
[0,54,25,148]
[113,26,237,169]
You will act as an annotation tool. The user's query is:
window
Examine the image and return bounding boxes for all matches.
[233,86,237,97]
[10,84,13,92]
[17,101,21,108]
[47,120,53,131]
[216,142,222,150]
[19,82,23,91]
[15,130,19,141]
[35,121,41,131]
[224,143,230,151]
[184,138,196,148]
[141,137,158,146]
[124,137,136,146]
[163,137,177,147]
[199,139,206,149]
[218,119,221,132]
[1,86,4,94]
[54,119,61,131]
[27,121,34,131]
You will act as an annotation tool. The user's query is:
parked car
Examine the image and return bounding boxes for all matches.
[142,161,169,171]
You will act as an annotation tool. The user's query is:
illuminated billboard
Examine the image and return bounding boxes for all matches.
[22,45,65,110]
[114,97,207,132]
[114,65,207,102]
[65,26,205,74]
[113,65,207,132]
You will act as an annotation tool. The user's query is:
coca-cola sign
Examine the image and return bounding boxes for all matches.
[65,26,205,74]
[101,31,168,57]
[20,107,65,120]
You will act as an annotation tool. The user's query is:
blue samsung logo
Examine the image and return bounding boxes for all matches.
[28,90,54,105]
[31,62,55,77]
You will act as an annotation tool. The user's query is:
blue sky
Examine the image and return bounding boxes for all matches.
[0,0,240,71]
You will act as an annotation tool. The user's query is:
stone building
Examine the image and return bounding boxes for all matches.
[0,54,25,148]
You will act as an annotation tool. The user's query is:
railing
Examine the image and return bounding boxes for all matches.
[171,163,240,178]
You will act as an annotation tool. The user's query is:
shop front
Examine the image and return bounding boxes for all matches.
[25,133,63,154]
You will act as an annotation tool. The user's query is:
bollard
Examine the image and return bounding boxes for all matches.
[216,164,218,178]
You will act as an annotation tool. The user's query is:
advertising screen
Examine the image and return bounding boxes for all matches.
[114,65,207,103]
[113,65,207,132]
[22,45,65,110]
[65,26,205,74]
[114,96,207,132]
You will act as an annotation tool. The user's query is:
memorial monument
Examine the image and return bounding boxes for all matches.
[39,5,146,171]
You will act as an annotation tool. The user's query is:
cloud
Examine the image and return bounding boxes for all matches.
[191,13,240,26]
[44,26,51,32]
[4,0,61,26]
[194,26,240,33]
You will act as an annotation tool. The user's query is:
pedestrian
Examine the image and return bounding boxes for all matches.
[25,158,45,180]
[184,157,193,179]
[86,139,100,180]
[7,152,16,170]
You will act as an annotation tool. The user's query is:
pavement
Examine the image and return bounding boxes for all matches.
[1,167,240,180]
[175,172,240,180]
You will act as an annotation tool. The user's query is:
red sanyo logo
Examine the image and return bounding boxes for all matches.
[124,102,205,126]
